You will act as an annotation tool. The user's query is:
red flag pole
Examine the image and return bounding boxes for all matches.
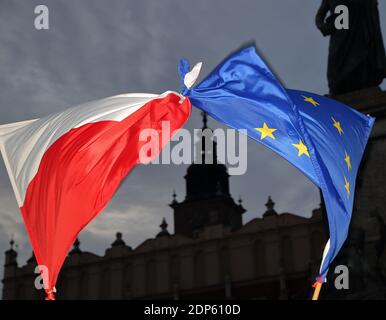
[45,288,56,300]
[311,277,323,300]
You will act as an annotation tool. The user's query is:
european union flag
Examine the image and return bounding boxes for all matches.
[180,46,375,281]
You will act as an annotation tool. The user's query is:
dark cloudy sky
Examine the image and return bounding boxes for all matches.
[0,0,385,294]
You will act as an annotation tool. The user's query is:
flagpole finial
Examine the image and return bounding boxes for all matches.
[9,234,14,250]
[311,277,323,300]
[179,58,202,95]
[184,62,202,90]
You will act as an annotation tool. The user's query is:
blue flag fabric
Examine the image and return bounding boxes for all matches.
[181,47,375,280]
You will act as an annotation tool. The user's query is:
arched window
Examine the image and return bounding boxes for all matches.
[170,255,180,286]
[80,270,89,299]
[56,274,67,299]
[16,282,26,299]
[146,259,156,294]
[100,267,111,299]
[253,240,266,276]
[124,263,132,298]
[310,231,324,260]
[219,246,230,280]
[280,235,293,272]
[194,250,205,286]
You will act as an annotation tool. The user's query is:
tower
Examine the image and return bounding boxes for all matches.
[170,113,245,237]
[2,238,18,299]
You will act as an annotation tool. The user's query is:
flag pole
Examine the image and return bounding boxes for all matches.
[313,239,329,300]
[45,287,56,300]
[312,282,322,300]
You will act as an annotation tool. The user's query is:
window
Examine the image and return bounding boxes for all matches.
[80,270,89,299]
[253,240,266,276]
[219,246,230,280]
[100,267,111,299]
[280,236,293,272]
[310,231,324,261]
[170,255,180,286]
[124,263,132,298]
[194,250,205,286]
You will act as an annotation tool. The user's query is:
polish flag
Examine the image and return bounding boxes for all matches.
[0,91,191,298]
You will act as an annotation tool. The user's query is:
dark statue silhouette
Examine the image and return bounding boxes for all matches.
[316,0,386,95]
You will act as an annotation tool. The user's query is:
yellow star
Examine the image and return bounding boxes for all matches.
[332,117,344,135]
[255,122,277,140]
[344,151,351,171]
[292,139,310,157]
[302,95,319,107]
[344,176,350,197]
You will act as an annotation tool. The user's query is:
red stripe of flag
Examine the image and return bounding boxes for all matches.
[20,93,191,294]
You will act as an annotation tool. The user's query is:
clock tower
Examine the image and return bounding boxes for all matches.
[170,113,245,237]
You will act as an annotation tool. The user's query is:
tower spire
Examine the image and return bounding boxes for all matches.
[171,189,178,204]
[69,238,82,255]
[9,235,14,250]
[111,232,126,247]
[4,234,18,267]
[202,111,208,130]
[198,112,218,165]
[157,218,170,237]
[263,196,277,217]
